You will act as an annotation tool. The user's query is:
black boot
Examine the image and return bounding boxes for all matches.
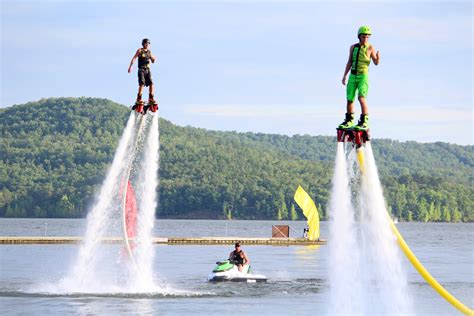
[148,94,155,104]
[132,94,143,110]
[145,94,158,113]
[354,114,369,131]
[338,112,355,129]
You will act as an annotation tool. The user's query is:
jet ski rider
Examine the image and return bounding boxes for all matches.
[229,242,250,272]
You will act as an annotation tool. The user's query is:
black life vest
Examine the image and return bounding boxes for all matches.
[231,250,244,265]
[138,49,152,68]
[350,44,361,75]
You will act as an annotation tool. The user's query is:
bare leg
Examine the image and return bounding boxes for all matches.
[346,100,354,113]
[138,85,144,98]
[338,101,356,127]
[133,85,145,111]
[358,96,368,114]
[149,84,154,97]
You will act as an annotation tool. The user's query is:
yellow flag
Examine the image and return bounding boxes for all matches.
[294,185,320,241]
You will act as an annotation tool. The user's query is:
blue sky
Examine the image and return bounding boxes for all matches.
[1,0,472,145]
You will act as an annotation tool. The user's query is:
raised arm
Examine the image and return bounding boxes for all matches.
[342,45,354,85]
[128,49,141,73]
[150,50,157,63]
[371,46,380,65]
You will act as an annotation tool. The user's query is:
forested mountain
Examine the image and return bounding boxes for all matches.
[1,98,472,221]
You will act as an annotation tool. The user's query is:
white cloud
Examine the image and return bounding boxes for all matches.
[183,103,472,122]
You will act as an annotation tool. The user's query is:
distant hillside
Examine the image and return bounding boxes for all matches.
[0,97,472,221]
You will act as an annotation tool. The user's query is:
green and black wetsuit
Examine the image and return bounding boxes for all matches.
[346,43,371,102]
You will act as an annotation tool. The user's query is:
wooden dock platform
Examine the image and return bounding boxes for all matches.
[0,236,326,246]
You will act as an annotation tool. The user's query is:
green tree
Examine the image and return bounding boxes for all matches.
[1,97,473,221]
[280,200,288,220]
[290,204,298,221]
[417,198,428,222]
[57,195,74,218]
[452,208,462,222]
[442,206,451,222]
[276,209,282,220]
[428,202,436,222]
[433,204,442,222]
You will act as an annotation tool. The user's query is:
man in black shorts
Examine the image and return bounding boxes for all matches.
[128,38,158,112]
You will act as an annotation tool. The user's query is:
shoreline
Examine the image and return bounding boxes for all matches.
[0,236,326,245]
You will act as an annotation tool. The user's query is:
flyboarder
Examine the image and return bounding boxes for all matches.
[128,38,158,113]
[338,26,380,131]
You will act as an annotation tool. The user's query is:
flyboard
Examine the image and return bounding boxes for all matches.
[337,127,370,147]
[337,127,369,170]
[121,101,158,266]
[337,126,473,315]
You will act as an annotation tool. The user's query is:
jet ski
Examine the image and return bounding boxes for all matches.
[208,260,267,283]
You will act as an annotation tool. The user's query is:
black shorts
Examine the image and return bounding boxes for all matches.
[138,68,153,87]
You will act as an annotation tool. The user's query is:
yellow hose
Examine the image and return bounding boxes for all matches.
[388,218,473,315]
[356,148,365,174]
[358,148,472,315]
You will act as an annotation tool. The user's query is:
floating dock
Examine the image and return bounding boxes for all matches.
[0,236,326,246]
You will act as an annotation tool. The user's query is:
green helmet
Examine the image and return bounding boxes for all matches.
[358,26,372,36]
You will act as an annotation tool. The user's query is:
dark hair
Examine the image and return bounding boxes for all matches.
[142,38,151,45]
[235,242,241,247]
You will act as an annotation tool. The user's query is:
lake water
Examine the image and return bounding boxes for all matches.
[0,219,472,315]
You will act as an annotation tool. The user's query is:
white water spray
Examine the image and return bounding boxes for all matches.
[328,143,364,314]
[131,114,160,290]
[358,143,412,314]
[66,113,137,290]
[55,112,160,293]
[328,141,412,314]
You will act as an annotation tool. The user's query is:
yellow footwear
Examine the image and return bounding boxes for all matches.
[354,114,369,131]
[338,113,355,129]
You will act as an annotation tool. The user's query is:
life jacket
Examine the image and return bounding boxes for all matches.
[231,250,245,265]
[351,43,371,75]
[138,49,152,68]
